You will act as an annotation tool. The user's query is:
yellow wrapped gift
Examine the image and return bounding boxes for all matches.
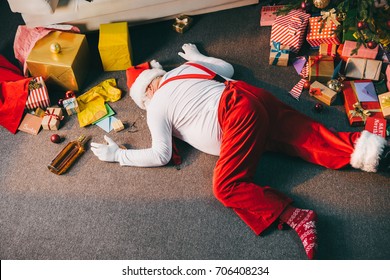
[98,22,133,71]
[26,31,89,91]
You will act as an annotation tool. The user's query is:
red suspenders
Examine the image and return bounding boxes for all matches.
[158,62,226,89]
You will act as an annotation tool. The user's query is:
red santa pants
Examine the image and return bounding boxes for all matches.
[214,81,361,235]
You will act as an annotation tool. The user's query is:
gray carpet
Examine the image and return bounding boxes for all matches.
[0,1,389,260]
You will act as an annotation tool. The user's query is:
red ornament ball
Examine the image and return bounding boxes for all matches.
[301,1,307,10]
[357,21,366,30]
[314,103,324,113]
[50,134,62,144]
[303,80,311,90]
[57,98,64,107]
[65,90,75,99]
[367,41,378,49]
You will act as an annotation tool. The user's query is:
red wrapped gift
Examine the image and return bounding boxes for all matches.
[341,40,379,59]
[306,16,340,47]
[343,81,383,126]
[260,5,284,26]
[42,107,63,130]
[270,9,310,53]
[25,76,50,110]
[365,117,387,138]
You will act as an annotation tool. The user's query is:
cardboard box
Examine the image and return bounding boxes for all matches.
[98,22,132,71]
[270,9,310,53]
[308,55,334,84]
[260,5,284,26]
[42,107,63,130]
[342,81,383,126]
[18,113,42,135]
[269,42,289,66]
[345,58,382,81]
[319,43,336,57]
[378,91,390,119]
[26,76,51,110]
[26,31,89,91]
[341,40,379,59]
[309,81,337,105]
[306,16,340,47]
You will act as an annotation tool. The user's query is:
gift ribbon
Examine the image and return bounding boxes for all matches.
[309,88,322,96]
[44,109,63,130]
[271,41,289,65]
[175,16,190,27]
[326,44,334,57]
[321,8,340,28]
[349,102,381,122]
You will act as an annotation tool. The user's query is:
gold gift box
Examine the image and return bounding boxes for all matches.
[98,22,133,71]
[26,31,89,91]
[173,15,193,33]
[309,81,337,106]
[378,92,390,119]
[308,55,334,84]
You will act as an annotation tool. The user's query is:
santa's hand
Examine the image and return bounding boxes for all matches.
[90,135,120,162]
[178,43,204,61]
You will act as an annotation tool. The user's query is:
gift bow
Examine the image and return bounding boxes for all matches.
[321,8,340,28]
[381,96,390,108]
[271,41,289,65]
[175,16,190,26]
[349,102,371,122]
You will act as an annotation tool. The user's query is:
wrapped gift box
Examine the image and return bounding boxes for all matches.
[269,41,289,66]
[365,117,387,138]
[308,55,334,84]
[98,22,133,71]
[26,76,51,110]
[42,107,63,130]
[270,9,310,53]
[342,81,383,126]
[112,118,124,132]
[309,81,337,105]
[378,92,390,119]
[26,31,89,91]
[260,5,284,26]
[386,65,390,92]
[18,113,42,135]
[341,40,379,59]
[306,16,341,47]
[345,58,382,81]
[62,97,80,116]
[319,43,336,57]
[172,15,193,33]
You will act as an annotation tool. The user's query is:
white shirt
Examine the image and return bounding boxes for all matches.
[117,59,234,167]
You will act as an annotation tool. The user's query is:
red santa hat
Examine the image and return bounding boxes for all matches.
[126,60,166,110]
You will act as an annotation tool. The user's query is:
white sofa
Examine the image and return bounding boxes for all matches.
[7,0,259,31]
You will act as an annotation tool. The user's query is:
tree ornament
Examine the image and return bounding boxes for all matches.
[65,90,76,99]
[313,0,330,9]
[301,1,307,10]
[327,79,342,92]
[314,103,324,113]
[357,21,367,30]
[50,134,62,144]
[367,40,378,49]
[58,99,64,107]
[49,42,61,54]
[336,12,346,22]
[303,80,311,90]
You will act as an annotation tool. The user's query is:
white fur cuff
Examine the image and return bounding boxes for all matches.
[350,130,387,172]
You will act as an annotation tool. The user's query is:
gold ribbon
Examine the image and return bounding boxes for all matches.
[321,8,340,28]
[175,16,190,26]
[349,102,381,122]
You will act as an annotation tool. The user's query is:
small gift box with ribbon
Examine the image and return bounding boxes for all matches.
[378,92,390,119]
[270,9,310,53]
[26,76,51,110]
[341,40,379,59]
[319,43,336,57]
[309,81,338,105]
[173,15,193,34]
[345,57,382,81]
[62,91,80,116]
[42,107,64,130]
[308,55,334,84]
[342,81,383,126]
[269,41,290,66]
[306,15,340,47]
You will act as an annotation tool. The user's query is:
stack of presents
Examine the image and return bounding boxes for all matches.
[1,21,138,136]
[261,5,390,137]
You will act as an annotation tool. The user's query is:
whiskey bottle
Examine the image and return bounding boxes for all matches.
[48,135,89,175]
